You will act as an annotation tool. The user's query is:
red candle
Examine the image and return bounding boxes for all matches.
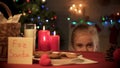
[49,31,60,51]
[38,26,50,51]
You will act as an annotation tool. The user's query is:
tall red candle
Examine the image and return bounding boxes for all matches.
[49,31,60,51]
[38,26,50,51]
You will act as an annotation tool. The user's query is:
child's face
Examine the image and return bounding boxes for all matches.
[73,32,94,51]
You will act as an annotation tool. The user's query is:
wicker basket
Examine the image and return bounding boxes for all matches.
[0,2,21,59]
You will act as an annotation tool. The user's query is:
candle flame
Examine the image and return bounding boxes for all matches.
[34,24,36,29]
[43,26,45,30]
[53,31,56,36]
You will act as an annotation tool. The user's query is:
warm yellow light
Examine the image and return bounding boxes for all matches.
[79,4,82,7]
[23,12,26,16]
[74,9,77,12]
[69,3,84,14]
[117,12,120,16]
[70,7,73,10]
[78,10,82,13]
[43,26,45,30]
[72,4,76,7]
[42,0,46,3]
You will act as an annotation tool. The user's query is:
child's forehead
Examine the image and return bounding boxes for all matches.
[74,34,93,43]
[75,33,92,40]
[74,31,93,41]
[75,30,92,36]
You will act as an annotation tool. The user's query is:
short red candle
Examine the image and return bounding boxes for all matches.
[38,26,50,51]
[49,31,60,51]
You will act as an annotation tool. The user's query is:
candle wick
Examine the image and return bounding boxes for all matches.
[54,31,56,36]
[43,26,45,30]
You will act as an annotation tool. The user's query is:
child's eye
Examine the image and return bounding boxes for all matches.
[76,43,83,48]
[87,42,93,48]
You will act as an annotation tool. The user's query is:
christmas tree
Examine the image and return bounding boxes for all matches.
[13,0,57,33]
[12,0,65,49]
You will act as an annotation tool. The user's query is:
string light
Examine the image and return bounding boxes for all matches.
[79,19,84,23]
[45,19,49,22]
[30,18,34,21]
[72,4,75,7]
[102,17,105,21]
[69,3,83,14]
[54,16,57,19]
[37,16,40,19]
[36,8,39,12]
[110,19,113,23]
[52,24,55,27]
[23,12,26,16]
[72,21,77,25]
[79,4,82,7]
[110,20,115,25]
[117,12,120,16]
[51,17,54,20]
[46,8,49,10]
[105,21,108,24]
[36,26,40,29]
[87,21,94,25]
[42,0,46,3]
[15,0,19,2]
[41,5,45,9]
[67,17,71,21]
[28,8,32,13]
[13,0,16,2]
[78,10,82,14]
[39,22,42,25]
[118,19,120,23]
[26,0,30,3]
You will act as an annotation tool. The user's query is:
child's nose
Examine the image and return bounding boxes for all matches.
[81,46,88,51]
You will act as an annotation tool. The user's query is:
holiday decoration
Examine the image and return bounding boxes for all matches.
[0,2,21,60]
[100,12,120,28]
[38,26,60,51]
[69,4,83,14]
[38,26,50,51]
[108,12,120,45]
[0,12,7,23]
[7,14,22,23]
[12,0,62,50]
[66,15,96,27]
[39,54,51,66]
[13,0,57,32]
[49,31,60,51]
[8,37,33,64]
[66,16,102,33]
[101,16,115,27]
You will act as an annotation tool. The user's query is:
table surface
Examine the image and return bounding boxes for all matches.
[0,51,118,68]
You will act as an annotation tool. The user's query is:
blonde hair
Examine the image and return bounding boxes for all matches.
[70,24,99,52]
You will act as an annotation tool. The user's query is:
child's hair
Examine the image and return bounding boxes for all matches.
[71,24,99,51]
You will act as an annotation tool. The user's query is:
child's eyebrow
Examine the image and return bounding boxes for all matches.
[76,42,93,45]
[87,42,93,44]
